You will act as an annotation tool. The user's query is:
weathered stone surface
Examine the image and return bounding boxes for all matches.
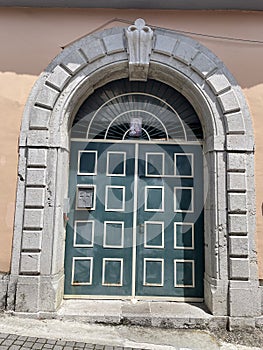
[191,52,217,78]
[230,257,249,279]
[154,34,177,56]
[27,130,49,147]
[46,65,71,91]
[229,282,261,317]
[228,214,248,234]
[29,107,51,130]
[61,50,87,74]
[23,209,44,229]
[173,41,198,65]
[207,73,231,95]
[227,153,246,172]
[27,149,47,168]
[226,134,254,151]
[81,39,105,63]
[218,90,240,114]
[225,112,245,134]
[20,253,41,274]
[103,33,125,54]
[26,168,46,187]
[229,236,248,256]
[25,188,45,208]
[227,173,246,192]
[35,85,60,109]
[22,231,42,251]
[228,193,247,213]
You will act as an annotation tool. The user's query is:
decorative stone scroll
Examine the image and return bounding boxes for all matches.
[125,18,153,81]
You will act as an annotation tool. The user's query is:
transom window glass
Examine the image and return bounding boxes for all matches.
[71,79,203,141]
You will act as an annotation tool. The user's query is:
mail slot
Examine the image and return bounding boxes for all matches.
[77,186,95,209]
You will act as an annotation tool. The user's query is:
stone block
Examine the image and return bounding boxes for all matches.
[20,253,41,274]
[227,153,246,172]
[230,257,249,279]
[26,169,46,187]
[82,39,105,63]
[15,277,40,312]
[229,284,261,317]
[35,85,59,109]
[226,135,254,151]
[23,209,44,229]
[154,35,177,56]
[27,149,47,168]
[191,52,217,78]
[62,50,87,74]
[225,112,245,134]
[25,188,45,208]
[29,107,51,130]
[26,130,49,147]
[103,33,125,54]
[218,90,240,114]
[46,65,71,91]
[173,41,198,65]
[22,231,42,251]
[229,236,248,257]
[228,214,248,234]
[227,173,246,192]
[207,73,231,95]
[228,193,247,213]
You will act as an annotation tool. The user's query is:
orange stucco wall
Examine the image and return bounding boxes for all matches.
[0,8,262,275]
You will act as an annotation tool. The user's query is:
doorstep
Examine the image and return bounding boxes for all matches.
[56,299,228,330]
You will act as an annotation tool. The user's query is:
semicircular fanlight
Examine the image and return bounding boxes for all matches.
[71,79,203,141]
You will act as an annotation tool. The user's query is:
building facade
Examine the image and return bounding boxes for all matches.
[0,2,263,328]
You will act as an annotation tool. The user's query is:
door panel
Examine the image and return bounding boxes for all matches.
[64,141,135,296]
[135,144,204,298]
[64,141,204,299]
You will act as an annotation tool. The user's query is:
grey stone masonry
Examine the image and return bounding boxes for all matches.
[7,19,260,322]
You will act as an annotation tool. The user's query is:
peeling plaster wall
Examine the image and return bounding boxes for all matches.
[0,72,37,271]
[0,8,262,278]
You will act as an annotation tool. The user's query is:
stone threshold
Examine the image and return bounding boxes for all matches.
[55,300,228,330]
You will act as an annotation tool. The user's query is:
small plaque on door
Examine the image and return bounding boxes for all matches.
[77,186,95,209]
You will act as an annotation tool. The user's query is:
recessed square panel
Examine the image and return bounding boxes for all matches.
[174,223,194,249]
[105,186,125,211]
[174,187,193,212]
[175,153,193,177]
[174,260,195,288]
[71,257,93,285]
[143,258,164,286]
[76,185,96,210]
[144,221,164,248]
[74,221,94,247]
[107,152,126,176]
[146,153,164,176]
[102,258,123,286]
[104,221,124,248]
[78,151,97,175]
[145,186,164,212]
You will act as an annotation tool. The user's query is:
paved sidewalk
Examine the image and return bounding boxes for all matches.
[0,332,146,349]
[0,314,261,350]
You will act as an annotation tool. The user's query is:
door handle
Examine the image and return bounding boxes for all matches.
[139,223,144,234]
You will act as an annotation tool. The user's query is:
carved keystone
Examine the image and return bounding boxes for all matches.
[125,18,153,81]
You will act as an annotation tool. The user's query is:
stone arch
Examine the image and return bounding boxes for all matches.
[8,21,260,320]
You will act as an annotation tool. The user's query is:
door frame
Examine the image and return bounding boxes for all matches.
[8,22,260,319]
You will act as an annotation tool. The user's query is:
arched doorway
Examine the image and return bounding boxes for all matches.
[64,79,204,300]
[8,20,260,321]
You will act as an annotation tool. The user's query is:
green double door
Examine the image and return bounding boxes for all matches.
[64,141,204,300]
